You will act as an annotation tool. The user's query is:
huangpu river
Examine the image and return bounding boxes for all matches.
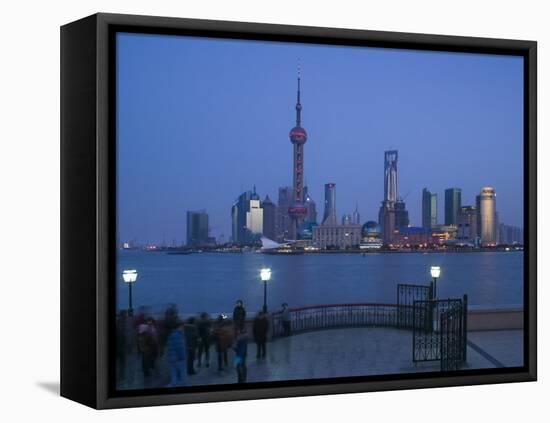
[116,250,524,314]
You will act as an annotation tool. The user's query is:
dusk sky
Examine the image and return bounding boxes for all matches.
[116,32,524,244]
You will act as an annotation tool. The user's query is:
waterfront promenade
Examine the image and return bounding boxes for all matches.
[117,327,523,390]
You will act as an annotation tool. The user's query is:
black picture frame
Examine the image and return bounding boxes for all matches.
[61,12,537,409]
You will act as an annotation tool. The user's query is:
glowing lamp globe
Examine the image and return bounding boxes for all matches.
[122,269,138,283]
[430,266,441,279]
[260,268,272,282]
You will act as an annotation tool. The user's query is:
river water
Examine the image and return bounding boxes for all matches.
[116,250,524,315]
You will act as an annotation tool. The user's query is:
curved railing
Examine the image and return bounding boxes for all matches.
[271,303,416,337]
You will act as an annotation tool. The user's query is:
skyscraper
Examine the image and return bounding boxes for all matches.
[322,183,337,225]
[277,186,292,241]
[304,185,317,224]
[352,203,360,225]
[262,195,277,241]
[394,198,410,229]
[246,198,263,235]
[456,205,477,243]
[287,66,308,239]
[378,150,398,244]
[186,210,209,247]
[383,150,398,204]
[422,188,437,229]
[480,187,497,246]
[231,188,260,245]
[445,188,462,226]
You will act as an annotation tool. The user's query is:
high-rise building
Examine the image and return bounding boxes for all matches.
[287,66,308,239]
[304,185,317,224]
[475,194,482,238]
[262,195,277,241]
[352,203,360,225]
[378,200,396,244]
[394,198,409,229]
[456,205,477,243]
[231,187,260,245]
[186,210,209,247]
[322,183,337,225]
[246,198,263,235]
[422,188,437,229]
[445,188,462,226]
[479,187,497,246]
[498,223,524,245]
[384,150,398,204]
[378,150,399,244]
[277,186,292,241]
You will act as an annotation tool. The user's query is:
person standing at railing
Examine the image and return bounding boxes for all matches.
[281,303,291,336]
[253,311,269,359]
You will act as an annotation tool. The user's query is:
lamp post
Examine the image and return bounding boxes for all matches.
[260,268,271,314]
[430,266,441,299]
[122,269,138,316]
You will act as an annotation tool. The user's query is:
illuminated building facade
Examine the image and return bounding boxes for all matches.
[479,186,497,246]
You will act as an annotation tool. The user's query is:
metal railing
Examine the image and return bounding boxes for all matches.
[271,303,415,337]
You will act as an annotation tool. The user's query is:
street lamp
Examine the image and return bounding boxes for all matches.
[122,269,138,315]
[260,268,271,314]
[430,266,441,299]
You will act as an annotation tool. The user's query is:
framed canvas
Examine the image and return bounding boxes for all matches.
[60,13,537,409]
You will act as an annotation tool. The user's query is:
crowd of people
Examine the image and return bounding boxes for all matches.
[116,300,292,388]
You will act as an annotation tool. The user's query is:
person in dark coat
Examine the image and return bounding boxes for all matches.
[183,317,199,375]
[137,317,159,384]
[232,300,246,331]
[233,329,248,383]
[213,314,233,371]
[252,311,269,359]
[197,312,212,367]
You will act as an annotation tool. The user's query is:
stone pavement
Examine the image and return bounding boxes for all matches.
[117,328,524,390]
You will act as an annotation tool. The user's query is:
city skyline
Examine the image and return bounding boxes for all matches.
[116,32,524,244]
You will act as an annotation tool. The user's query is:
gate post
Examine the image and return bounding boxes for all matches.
[463,294,468,363]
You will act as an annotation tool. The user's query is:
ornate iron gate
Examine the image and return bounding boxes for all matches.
[413,296,468,370]
[397,283,432,328]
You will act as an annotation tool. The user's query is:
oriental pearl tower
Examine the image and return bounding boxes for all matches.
[288,66,308,240]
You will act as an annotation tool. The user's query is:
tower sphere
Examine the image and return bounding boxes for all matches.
[289,126,307,144]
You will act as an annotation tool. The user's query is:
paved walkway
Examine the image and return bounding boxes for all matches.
[117,328,524,389]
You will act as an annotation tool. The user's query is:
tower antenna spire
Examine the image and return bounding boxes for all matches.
[296,60,302,127]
